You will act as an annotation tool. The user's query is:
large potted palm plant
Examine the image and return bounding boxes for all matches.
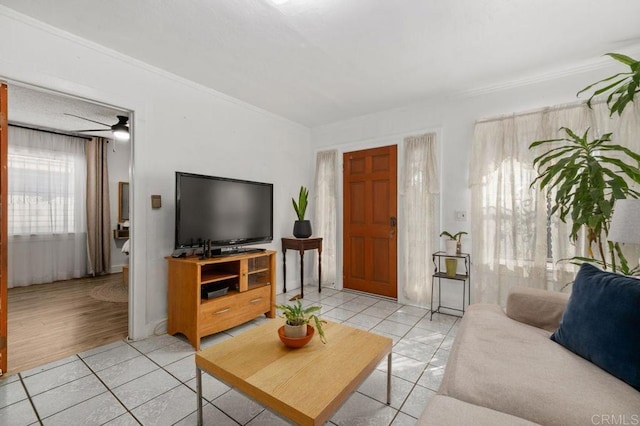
[530,53,640,274]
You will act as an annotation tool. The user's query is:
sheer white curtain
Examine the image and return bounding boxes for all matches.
[402,133,439,305]
[314,150,338,287]
[470,114,549,305]
[8,127,87,287]
[471,101,640,304]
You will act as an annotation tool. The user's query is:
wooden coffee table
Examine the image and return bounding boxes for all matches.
[195,319,393,425]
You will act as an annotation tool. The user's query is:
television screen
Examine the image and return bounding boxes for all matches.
[175,172,273,249]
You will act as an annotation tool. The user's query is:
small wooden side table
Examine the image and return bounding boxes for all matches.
[281,237,322,299]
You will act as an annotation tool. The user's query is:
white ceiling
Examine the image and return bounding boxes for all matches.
[2,0,640,127]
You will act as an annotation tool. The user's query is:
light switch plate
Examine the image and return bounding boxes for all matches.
[151,195,161,209]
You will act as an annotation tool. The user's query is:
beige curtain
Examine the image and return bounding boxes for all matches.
[86,137,111,275]
[314,150,338,287]
[402,133,439,306]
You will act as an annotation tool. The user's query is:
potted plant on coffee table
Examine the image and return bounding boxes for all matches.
[276,300,327,347]
[292,186,312,238]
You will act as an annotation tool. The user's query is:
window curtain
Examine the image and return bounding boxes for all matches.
[7,127,87,287]
[86,137,111,276]
[314,150,338,287]
[470,102,640,305]
[401,133,439,305]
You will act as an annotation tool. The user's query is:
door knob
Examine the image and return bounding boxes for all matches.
[390,216,397,238]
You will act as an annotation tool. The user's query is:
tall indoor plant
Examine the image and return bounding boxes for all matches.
[529,53,640,274]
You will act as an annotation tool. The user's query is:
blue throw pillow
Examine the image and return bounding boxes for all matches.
[551,263,640,391]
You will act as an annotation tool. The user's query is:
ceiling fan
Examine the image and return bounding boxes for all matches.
[64,113,130,141]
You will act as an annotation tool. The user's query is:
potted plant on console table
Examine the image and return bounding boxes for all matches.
[292,186,312,238]
[276,300,327,348]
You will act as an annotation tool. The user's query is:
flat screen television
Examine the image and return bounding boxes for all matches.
[175,172,273,250]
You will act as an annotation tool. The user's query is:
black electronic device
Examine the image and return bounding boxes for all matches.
[201,282,230,300]
[175,172,273,251]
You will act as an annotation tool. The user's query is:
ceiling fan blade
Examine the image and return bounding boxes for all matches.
[74,129,112,132]
[64,113,110,127]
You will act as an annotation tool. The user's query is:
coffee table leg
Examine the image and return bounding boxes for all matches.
[196,367,203,426]
[387,352,392,405]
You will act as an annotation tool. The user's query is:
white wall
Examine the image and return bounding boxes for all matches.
[0,8,313,339]
[108,140,131,273]
[311,56,639,307]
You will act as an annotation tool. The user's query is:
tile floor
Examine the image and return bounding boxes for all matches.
[0,286,459,425]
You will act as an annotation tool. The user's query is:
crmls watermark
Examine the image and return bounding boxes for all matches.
[592,414,640,425]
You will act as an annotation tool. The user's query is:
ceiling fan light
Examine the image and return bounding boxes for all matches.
[112,115,130,141]
[113,127,130,141]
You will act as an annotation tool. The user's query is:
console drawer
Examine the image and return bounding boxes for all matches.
[199,286,271,336]
[236,285,271,316]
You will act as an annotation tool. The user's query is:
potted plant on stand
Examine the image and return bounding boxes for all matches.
[276,300,327,348]
[440,231,467,255]
[440,231,467,277]
[292,186,312,238]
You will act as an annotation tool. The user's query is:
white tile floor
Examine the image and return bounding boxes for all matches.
[0,286,460,425]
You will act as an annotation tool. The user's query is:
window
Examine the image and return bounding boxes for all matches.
[7,128,86,237]
[9,149,80,235]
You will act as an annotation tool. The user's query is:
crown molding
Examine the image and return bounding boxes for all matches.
[456,45,640,99]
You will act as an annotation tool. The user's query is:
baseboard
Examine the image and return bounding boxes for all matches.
[110,264,127,274]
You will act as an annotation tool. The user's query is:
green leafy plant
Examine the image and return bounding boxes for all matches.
[292,186,309,221]
[578,53,640,116]
[530,53,640,276]
[440,231,467,241]
[276,300,327,343]
[530,128,640,273]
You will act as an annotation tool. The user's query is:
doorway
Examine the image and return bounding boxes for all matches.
[343,145,398,298]
[0,83,132,375]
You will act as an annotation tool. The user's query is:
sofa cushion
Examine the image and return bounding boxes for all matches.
[418,395,539,425]
[551,263,640,391]
[439,304,640,426]
[506,286,569,332]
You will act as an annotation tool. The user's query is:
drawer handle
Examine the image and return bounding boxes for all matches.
[250,298,263,304]
[213,307,231,315]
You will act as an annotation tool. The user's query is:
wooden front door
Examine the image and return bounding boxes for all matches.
[343,145,397,298]
[0,83,8,375]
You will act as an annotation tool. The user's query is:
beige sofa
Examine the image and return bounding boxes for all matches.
[418,287,640,425]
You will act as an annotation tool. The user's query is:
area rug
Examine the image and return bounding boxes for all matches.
[90,281,128,303]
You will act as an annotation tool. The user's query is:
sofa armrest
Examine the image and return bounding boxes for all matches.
[506,287,569,332]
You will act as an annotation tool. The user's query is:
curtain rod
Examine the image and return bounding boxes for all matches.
[475,97,607,125]
[8,122,93,141]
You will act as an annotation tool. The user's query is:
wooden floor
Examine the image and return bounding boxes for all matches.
[7,274,128,374]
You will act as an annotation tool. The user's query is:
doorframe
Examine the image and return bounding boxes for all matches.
[0,82,8,375]
[313,126,443,305]
[0,77,144,343]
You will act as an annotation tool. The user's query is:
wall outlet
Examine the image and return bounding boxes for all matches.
[455,210,467,222]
